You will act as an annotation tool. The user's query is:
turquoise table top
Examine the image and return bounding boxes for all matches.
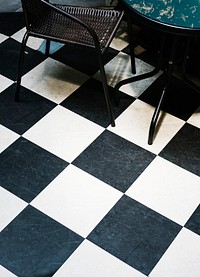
[122,0,200,31]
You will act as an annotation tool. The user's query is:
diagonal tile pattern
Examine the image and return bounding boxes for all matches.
[0,12,200,277]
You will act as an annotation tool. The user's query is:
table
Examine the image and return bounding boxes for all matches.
[116,0,200,144]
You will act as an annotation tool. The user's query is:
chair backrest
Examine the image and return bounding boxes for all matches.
[20,0,123,52]
[21,0,51,30]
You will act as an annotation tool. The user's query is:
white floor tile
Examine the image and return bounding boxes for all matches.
[53,240,145,277]
[0,125,20,153]
[0,266,18,277]
[110,35,129,51]
[126,156,200,225]
[95,53,162,98]
[0,187,27,232]
[12,27,44,50]
[149,228,200,277]
[187,106,200,129]
[108,99,185,154]
[23,105,104,162]
[110,22,129,51]
[0,33,8,44]
[0,75,13,92]
[31,164,122,237]
[21,57,89,103]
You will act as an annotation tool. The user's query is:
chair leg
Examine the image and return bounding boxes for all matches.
[127,12,136,74]
[15,31,29,102]
[97,52,115,127]
[45,39,50,56]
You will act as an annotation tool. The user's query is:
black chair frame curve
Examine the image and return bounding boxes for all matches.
[15,0,125,127]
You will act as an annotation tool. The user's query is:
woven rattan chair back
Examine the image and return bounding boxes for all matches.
[15,0,124,126]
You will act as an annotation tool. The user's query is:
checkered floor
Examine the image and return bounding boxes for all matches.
[1,12,200,277]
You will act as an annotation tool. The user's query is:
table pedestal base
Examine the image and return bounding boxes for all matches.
[115,34,199,145]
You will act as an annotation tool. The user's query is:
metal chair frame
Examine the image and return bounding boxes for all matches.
[15,0,124,127]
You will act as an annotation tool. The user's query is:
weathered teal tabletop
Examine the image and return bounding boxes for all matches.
[122,0,200,31]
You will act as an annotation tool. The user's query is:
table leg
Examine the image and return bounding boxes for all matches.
[114,33,183,144]
[115,33,166,106]
[148,35,178,144]
[127,12,136,74]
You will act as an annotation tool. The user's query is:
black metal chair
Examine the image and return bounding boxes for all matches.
[15,0,124,127]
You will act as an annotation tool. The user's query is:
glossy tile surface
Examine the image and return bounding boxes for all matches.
[23,105,104,162]
[54,240,145,277]
[31,164,122,237]
[73,130,155,192]
[0,206,83,277]
[88,195,181,276]
[0,12,200,277]
[0,137,68,202]
[149,228,200,277]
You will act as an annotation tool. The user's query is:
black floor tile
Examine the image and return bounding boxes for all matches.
[160,123,200,177]
[61,78,134,127]
[0,205,83,277]
[0,12,25,36]
[185,204,200,236]
[0,84,56,135]
[0,137,68,202]
[139,75,200,121]
[0,38,46,80]
[52,43,119,76]
[73,130,156,192]
[88,195,182,275]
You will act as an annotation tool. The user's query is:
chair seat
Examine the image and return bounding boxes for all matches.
[29,5,123,51]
